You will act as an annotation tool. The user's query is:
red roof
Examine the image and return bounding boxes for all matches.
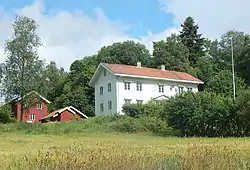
[104,63,203,83]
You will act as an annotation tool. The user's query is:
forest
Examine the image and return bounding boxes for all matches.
[0,15,250,137]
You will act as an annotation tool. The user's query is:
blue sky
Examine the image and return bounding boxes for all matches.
[1,0,176,38]
[1,0,250,103]
[1,0,249,70]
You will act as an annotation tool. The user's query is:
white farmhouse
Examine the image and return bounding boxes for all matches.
[89,62,204,115]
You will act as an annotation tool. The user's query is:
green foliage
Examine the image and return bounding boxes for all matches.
[0,104,15,123]
[2,15,44,122]
[143,100,165,118]
[153,34,192,72]
[53,56,97,117]
[179,16,205,66]
[122,104,144,117]
[122,101,166,119]
[2,15,43,101]
[164,91,236,137]
[235,88,250,136]
[96,40,152,67]
[206,69,246,97]
[0,115,174,136]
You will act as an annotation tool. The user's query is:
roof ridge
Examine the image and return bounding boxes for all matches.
[104,63,203,83]
[106,63,190,74]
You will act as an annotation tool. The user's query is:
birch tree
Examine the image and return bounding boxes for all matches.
[2,15,43,121]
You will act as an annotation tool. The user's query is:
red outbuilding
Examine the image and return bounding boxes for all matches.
[9,91,51,123]
[39,106,88,123]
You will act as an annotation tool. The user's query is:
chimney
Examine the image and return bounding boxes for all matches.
[137,62,142,68]
[161,64,165,71]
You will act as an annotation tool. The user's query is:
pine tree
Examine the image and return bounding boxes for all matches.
[180,16,205,66]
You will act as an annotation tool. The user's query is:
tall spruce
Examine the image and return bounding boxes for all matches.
[179,16,205,66]
[2,15,43,121]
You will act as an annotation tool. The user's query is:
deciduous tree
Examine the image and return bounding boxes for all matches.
[2,15,43,121]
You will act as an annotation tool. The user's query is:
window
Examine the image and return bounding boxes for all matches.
[104,70,107,76]
[170,86,174,91]
[108,100,112,110]
[178,86,184,93]
[100,103,104,112]
[30,114,35,121]
[136,82,142,91]
[124,99,131,104]
[159,85,164,93]
[136,100,143,105]
[187,87,193,91]
[22,103,27,109]
[124,82,131,90]
[100,86,103,95]
[108,83,111,92]
[37,103,42,109]
[155,100,162,104]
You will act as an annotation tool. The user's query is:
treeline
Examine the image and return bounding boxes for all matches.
[0,15,250,136]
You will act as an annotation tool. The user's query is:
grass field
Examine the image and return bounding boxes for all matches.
[1,132,250,170]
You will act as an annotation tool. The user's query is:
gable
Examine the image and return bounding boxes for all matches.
[11,91,51,104]
[153,95,169,101]
[89,63,115,87]
[40,106,88,120]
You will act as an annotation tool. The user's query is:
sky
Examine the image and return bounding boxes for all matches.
[1,0,250,70]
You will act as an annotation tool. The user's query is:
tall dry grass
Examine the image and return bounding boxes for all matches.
[3,141,250,170]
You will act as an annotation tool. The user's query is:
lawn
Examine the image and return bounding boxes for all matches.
[1,132,250,170]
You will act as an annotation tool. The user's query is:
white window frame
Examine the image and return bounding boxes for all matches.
[187,87,193,91]
[108,83,112,92]
[104,70,107,76]
[124,99,131,104]
[178,86,184,93]
[100,103,104,112]
[136,100,143,105]
[108,100,112,110]
[30,114,35,121]
[100,86,103,95]
[136,82,142,91]
[37,103,42,109]
[124,82,131,90]
[159,84,164,93]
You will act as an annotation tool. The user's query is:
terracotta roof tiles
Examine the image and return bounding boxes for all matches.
[104,63,203,83]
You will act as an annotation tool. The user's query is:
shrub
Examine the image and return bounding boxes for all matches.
[143,100,165,118]
[0,104,15,123]
[235,88,250,136]
[0,115,175,136]
[165,91,235,137]
[122,104,144,117]
[122,100,165,118]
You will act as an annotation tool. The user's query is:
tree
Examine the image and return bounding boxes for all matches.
[180,16,205,66]
[0,104,14,123]
[165,91,235,137]
[153,34,192,72]
[96,40,152,67]
[42,62,67,99]
[235,88,250,136]
[2,15,43,121]
[206,69,246,98]
[218,31,250,85]
[54,56,97,117]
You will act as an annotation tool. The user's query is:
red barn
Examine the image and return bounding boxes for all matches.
[9,91,51,123]
[40,106,88,123]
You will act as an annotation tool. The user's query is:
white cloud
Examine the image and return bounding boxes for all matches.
[0,1,178,70]
[160,0,250,39]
